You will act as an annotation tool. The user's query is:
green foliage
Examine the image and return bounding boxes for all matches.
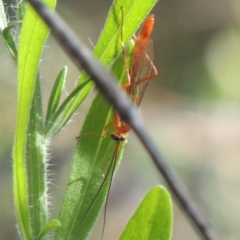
[44,0,160,138]
[46,66,67,124]
[119,186,173,240]
[54,47,129,240]
[2,24,18,60]
[55,0,159,238]
[37,220,61,240]
[0,0,173,240]
[12,0,57,239]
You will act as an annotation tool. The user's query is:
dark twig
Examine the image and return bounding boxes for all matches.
[27,1,220,240]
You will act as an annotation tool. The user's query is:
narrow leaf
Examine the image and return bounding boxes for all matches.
[119,186,173,240]
[37,219,61,240]
[54,40,132,240]
[46,66,67,124]
[12,1,56,239]
[2,24,18,61]
[44,80,90,137]
[55,92,118,240]
[55,0,158,238]
[26,73,48,239]
[91,0,159,65]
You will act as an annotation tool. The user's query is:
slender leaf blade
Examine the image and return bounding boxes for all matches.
[12,1,56,239]
[55,93,117,240]
[89,0,159,68]
[37,219,61,240]
[55,0,158,238]
[45,80,89,137]
[119,186,173,240]
[2,24,18,60]
[54,39,132,240]
[46,66,67,124]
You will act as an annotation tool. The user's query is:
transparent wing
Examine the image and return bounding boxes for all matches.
[128,39,155,106]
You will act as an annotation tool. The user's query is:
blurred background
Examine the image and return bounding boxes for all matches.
[1,0,240,239]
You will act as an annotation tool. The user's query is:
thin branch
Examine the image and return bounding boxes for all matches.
[27,1,220,240]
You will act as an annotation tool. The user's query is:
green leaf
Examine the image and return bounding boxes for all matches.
[44,80,90,137]
[54,40,134,240]
[52,0,159,138]
[91,0,159,66]
[55,0,158,238]
[45,66,67,124]
[0,0,7,32]
[119,186,173,240]
[54,44,128,240]
[12,1,56,239]
[54,92,119,240]
[26,74,49,239]
[37,219,61,240]
[2,24,18,61]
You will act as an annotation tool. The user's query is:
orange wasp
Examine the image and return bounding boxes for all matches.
[98,9,158,237]
[104,11,157,144]
[101,11,157,182]
[80,10,157,238]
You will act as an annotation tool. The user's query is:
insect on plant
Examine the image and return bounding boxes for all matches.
[80,8,158,238]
